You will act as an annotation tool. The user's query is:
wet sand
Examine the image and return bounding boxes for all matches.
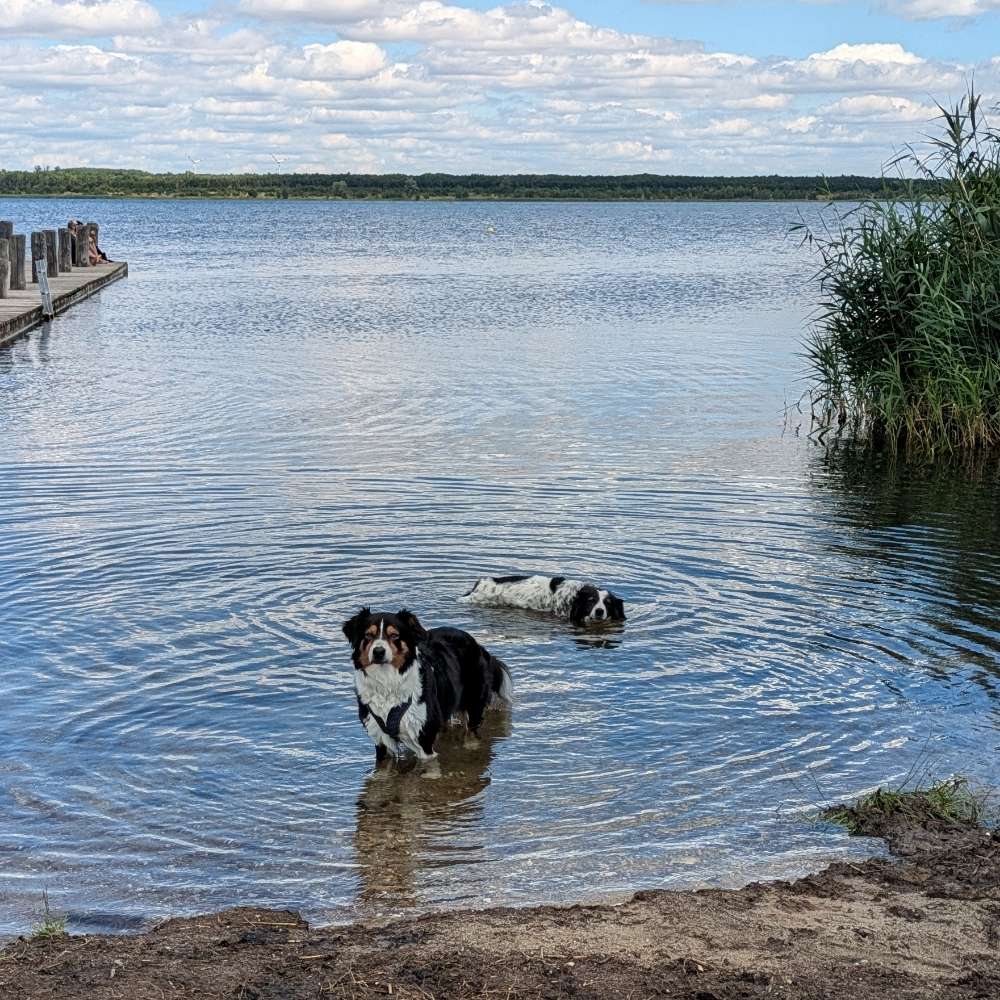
[2,812,997,1000]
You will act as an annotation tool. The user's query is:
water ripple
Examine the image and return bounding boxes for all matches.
[1,199,999,936]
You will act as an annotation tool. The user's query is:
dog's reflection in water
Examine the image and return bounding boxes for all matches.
[571,621,626,650]
[353,712,511,909]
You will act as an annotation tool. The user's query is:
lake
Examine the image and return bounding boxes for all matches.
[1,198,998,937]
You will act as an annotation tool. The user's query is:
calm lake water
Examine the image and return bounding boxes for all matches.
[1,199,998,937]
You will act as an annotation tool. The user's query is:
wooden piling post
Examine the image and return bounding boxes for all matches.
[3,232,16,289]
[58,228,73,272]
[0,225,12,291]
[85,222,100,265]
[31,232,46,283]
[10,234,26,291]
[0,227,11,296]
[0,238,9,299]
[43,229,58,278]
[73,228,89,268]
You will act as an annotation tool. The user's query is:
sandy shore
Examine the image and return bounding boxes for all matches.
[2,813,997,1000]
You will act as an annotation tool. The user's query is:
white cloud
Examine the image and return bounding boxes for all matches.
[0,43,151,88]
[238,0,410,21]
[702,116,757,136]
[722,93,792,110]
[280,40,387,79]
[879,0,1000,18]
[234,58,454,108]
[114,21,275,63]
[804,42,924,65]
[0,0,159,37]
[1,1,997,175]
[820,94,938,120]
[168,127,290,146]
[765,40,960,94]
[648,0,1000,18]
[194,97,284,117]
[341,1,661,50]
[585,139,673,162]
[783,115,818,133]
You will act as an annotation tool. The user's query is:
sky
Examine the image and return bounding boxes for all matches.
[0,0,998,176]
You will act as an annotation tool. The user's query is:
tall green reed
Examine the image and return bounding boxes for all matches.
[798,89,1000,456]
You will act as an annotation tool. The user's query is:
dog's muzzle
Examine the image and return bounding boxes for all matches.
[370,641,390,664]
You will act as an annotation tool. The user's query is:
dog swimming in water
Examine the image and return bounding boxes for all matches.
[460,574,626,626]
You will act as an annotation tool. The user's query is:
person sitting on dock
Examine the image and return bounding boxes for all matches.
[67,220,111,265]
[87,230,111,265]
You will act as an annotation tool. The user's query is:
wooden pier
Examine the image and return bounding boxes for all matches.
[0,261,128,348]
[0,220,128,349]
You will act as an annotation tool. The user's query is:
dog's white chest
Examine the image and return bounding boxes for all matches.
[354,659,428,753]
[355,662,420,716]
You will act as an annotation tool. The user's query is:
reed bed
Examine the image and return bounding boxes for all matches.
[799,90,1000,456]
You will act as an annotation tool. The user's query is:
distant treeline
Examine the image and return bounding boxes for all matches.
[0,167,927,201]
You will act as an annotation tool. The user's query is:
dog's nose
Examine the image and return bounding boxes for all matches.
[593,608,605,620]
[371,646,386,662]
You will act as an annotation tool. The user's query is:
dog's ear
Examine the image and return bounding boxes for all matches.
[397,608,429,642]
[569,588,594,625]
[342,607,371,645]
[608,595,626,621]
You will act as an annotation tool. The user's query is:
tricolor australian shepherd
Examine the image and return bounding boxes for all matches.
[460,574,626,626]
[342,607,512,763]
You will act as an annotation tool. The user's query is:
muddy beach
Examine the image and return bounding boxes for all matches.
[3,807,997,1000]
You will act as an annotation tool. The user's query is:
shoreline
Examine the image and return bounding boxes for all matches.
[0,194,842,204]
[3,814,996,1000]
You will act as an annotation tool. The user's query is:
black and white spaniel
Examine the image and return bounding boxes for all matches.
[342,607,512,764]
[460,574,626,626]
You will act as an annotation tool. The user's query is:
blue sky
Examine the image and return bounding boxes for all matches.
[0,0,997,175]
[562,2,999,61]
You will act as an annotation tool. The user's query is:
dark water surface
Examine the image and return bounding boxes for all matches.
[1,199,998,937]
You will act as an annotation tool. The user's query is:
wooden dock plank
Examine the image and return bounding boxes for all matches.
[0,261,129,348]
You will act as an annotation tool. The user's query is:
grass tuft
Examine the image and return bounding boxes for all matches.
[823,777,988,837]
[797,87,1000,456]
[30,892,67,942]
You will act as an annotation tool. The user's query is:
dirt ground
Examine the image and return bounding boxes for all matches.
[2,815,998,1000]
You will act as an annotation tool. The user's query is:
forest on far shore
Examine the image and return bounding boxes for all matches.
[0,167,926,201]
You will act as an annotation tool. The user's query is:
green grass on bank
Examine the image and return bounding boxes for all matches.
[824,777,989,837]
[29,892,66,942]
[799,90,1000,457]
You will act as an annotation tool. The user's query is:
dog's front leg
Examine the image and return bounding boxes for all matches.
[402,738,437,761]
[419,756,442,779]
[364,715,400,761]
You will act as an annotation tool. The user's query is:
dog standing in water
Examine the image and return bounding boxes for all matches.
[342,607,512,764]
